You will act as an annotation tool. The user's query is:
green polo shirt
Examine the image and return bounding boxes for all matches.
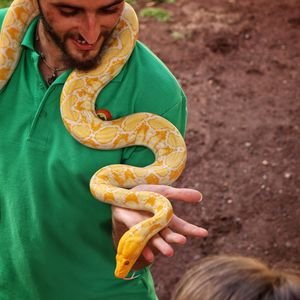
[0,8,187,300]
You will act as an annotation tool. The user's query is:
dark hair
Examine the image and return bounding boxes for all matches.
[172,255,300,300]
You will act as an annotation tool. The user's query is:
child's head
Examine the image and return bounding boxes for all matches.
[172,255,300,300]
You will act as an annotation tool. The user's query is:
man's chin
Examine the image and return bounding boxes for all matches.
[64,37,106,71]
[65,53,101,71]
[74,60,100,71]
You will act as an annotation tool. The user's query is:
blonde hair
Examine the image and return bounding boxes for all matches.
[172,255,300,300]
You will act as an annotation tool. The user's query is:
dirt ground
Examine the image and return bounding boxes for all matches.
[133,0,300,299]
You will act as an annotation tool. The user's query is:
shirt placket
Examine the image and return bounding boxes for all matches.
[27,50,60,150]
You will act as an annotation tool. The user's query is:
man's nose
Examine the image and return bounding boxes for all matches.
[80,13,100,44]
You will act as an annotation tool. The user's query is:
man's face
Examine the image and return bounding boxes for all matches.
[38,0,125,70]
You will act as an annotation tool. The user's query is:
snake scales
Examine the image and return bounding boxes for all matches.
[0,0,187,279]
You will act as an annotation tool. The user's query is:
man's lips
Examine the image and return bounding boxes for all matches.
[72,38,97,51]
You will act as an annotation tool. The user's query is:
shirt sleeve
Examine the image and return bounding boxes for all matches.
[121,90,187,167]
[0,8,8,29]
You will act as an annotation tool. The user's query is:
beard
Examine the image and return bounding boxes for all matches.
[38,8,112,71]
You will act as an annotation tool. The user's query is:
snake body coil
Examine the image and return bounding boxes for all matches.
[0,0,187,279]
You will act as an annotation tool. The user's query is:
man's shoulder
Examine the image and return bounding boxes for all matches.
[0,8,8,28]
[129,41,178,86]
[126,41,184,100]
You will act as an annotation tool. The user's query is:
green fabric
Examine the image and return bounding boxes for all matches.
[0,8,187,300]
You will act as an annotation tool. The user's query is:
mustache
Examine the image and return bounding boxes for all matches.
[66,31,111,44]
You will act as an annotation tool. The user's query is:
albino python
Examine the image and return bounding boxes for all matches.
[0,0,187,279]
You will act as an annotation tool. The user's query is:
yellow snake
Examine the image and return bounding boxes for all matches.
[0,0,187,279]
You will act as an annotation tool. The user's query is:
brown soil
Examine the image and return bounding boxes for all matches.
[134,0,300,299]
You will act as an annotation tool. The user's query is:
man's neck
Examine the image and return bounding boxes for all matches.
[35,21,68,85]
[36,21,66,69]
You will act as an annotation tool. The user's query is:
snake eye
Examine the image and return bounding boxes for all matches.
[124,260,130,266]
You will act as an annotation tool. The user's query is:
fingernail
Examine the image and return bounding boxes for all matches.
[194,228,208,236]
[198,193,203,202]
[201,228,208,236]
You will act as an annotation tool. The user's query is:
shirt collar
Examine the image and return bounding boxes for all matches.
[21,16,38,51]
[20,16,126,84]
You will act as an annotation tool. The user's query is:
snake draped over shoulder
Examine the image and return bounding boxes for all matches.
[0,0,187,279]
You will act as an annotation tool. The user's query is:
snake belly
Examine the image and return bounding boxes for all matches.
[0,0,187,279]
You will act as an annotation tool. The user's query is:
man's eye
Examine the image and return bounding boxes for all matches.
[59,9,79,17]
[100,5,119,15]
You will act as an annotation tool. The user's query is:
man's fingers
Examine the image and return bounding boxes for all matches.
[141,227,190,261]
[169,215,208,237]
[150,234,174,257]
[160,227,187,244]
[132,185,203,203]
[142,239,173,262]
[141,233,175,259]
[142,246,155,263]
[112,206,151,228]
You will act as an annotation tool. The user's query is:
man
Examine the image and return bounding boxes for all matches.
[0,0,207,299]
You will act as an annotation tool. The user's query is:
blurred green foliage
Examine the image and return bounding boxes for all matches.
[0,0,12,8]
[140,7,171,22]
[126,0,137,5]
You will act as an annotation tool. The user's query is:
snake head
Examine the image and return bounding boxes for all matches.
[114,254,134,279]
[114,231,146,279]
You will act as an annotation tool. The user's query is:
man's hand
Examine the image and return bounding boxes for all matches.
[111,185,208,270]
